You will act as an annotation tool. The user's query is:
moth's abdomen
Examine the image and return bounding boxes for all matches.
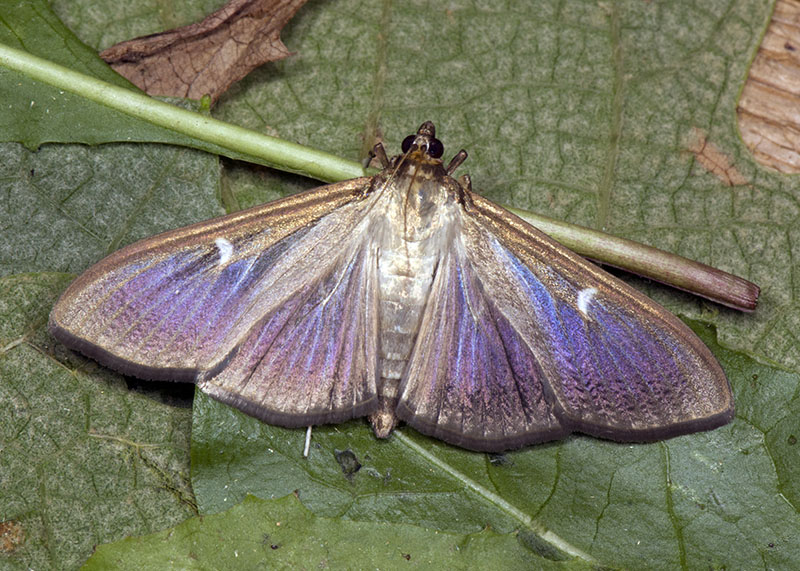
[376,243,439,400]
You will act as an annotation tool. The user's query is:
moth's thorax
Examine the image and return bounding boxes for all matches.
[383,154,457,241]
[374,155,461,399]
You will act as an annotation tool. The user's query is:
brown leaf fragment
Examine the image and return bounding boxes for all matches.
[737,0,800,173]
[687,127,748,186]
[100,0,307,103]
[0,520,25,554]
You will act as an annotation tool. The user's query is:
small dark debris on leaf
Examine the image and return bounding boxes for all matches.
[489,453,512,467]
[788,435,797,446]
[262,535,281,550]
[334,449,362,479]
[401,552,411,560]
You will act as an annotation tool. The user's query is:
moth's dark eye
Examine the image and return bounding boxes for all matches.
[426,138,444,158]
[401,135,416,153]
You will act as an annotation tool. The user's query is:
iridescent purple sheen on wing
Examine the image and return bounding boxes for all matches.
[397,246,563,451]
[554,298,700,429]
[459,219,732,442]
[64,238,291,370]
[199,242,380,426]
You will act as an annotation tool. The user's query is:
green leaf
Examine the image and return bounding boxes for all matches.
[83,494,578,569]
[0,142,224,276]
[0,274,196,569]
[190,321,800,569]
[1,0,798,569]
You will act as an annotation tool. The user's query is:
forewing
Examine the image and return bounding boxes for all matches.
[198,234,380,426]
[49,178,375,383]
[398,195,733,451]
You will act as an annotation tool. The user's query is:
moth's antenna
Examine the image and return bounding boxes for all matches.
[446,150,468,175]
[303,426,313,458]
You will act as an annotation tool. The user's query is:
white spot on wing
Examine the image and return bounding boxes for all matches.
[577,287,597,316]
[215,237,233,265]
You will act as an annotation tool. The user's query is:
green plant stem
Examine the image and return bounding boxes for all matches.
[395,431,597,564]
[0,42,759,311]
[0,42,365,183]
[508,208,760,312]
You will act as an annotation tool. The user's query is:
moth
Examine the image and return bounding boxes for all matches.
[49,122,734,452]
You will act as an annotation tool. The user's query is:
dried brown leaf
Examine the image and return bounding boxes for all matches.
[737,0,800,173]
[100,0,307,103]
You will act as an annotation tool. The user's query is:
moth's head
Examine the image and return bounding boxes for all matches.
[400,121,445,163]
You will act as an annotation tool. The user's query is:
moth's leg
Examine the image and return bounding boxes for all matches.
[370,142,391,169]
[446,149,468,174]
[355,174,384,200]
[456,174,476,211]
[355,143,392,200]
